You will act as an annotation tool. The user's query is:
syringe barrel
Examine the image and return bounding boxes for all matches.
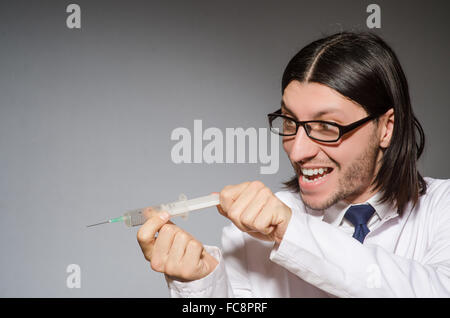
[123,206,161,227]
[181,193,220,213]
[123,193,220,227]
[161,193,219,216]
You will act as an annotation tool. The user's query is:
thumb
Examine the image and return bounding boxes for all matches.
[200,249,219,273]
[137,210,171,244]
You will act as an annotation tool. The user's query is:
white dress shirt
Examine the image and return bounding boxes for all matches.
[166,177,450,297]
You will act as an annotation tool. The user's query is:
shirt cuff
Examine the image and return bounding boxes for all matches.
[165,245,229,298]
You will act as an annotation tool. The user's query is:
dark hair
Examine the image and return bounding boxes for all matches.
[281,31,426,215]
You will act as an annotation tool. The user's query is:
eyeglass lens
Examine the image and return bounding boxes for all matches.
[270,116,340,141]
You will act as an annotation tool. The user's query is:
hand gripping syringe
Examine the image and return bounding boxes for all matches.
[86,193,220,228]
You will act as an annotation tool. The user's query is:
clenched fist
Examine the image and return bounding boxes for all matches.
[137,209,218,282]
[217,181,292,244]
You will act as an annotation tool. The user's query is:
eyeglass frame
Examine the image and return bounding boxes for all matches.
[267,109,378,143]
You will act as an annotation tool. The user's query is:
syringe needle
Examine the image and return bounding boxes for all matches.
[86,220,109,228]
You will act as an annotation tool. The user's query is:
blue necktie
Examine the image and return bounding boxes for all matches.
[344,204,375,243]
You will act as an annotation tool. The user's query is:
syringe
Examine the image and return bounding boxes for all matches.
[86,193,220,228]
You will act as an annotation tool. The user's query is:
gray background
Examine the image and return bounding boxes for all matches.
[0,0,449,297]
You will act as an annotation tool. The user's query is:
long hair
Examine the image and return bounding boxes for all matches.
[281,31,426,215]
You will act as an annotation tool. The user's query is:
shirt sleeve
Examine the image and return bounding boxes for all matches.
[166,223,253,298]
[165,245,231,297]
[269,194,450,297]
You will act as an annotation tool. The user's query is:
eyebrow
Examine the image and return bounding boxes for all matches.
[280,100,342,119]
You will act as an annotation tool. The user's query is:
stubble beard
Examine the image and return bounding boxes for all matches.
[298,137,380,211]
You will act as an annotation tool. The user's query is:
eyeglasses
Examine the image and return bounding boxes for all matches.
[267,109,377,142]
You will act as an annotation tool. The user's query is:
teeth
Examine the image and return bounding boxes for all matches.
[302,174,327,183]
[301,167,329,176]
[300,167,332,183]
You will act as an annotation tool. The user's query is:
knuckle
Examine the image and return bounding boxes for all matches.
[136,229,152,244]
[160,223,175,234]
[250,180,264,189]
[240,214,254,226]
[143,252,152,262]
[266,193,278,205]
[220,191,232,211]
[258,186,272,197]
[150,258,163,272]
[175,230,189,242]
[253,217,267,231]
[188,239,202,251]
[222,184,233,192]
[164,262,177,276]
[221,188,233,201]
[228,208,241,220]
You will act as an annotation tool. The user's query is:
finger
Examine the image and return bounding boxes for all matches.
[141,206,160,220]
[153,223,178,254]
[219,182,251,213]
[253,197,279,235]
[183,240,204,271]
[136,211,171,256]
[200,249,219,275]
[230,181,265,221]
[225,181,264,232]
[151,223,178,268]
[216,204,226,216]
[240,187,271,230]
[167,231,191,265]
[141,207,176,225]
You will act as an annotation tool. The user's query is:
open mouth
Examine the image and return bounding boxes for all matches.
[300,167,334,183]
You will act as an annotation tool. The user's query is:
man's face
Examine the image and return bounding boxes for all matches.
[282,81,383,210]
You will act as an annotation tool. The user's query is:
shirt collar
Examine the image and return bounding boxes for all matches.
[310,191,399,226]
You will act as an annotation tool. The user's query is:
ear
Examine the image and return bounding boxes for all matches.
[379,108,394,149]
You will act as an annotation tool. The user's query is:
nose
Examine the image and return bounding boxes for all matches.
[285,125,320,163]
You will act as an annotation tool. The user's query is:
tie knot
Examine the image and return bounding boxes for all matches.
[344,204,375,227]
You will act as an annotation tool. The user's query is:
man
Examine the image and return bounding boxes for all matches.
[137,32,450,297]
